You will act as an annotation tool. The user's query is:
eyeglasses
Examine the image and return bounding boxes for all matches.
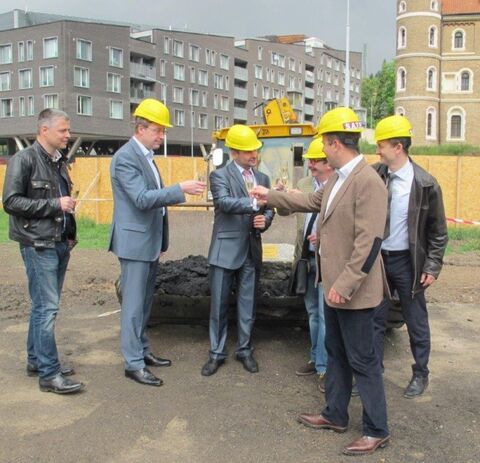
[145,125,166,135]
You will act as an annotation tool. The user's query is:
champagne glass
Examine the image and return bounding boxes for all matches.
[245,178,255,193]
[280,165,289,190]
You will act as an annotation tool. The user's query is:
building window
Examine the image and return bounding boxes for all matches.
[173,40,184,58]
[447,107,465,141]
[220,54,230,70]
[398,27,407,49]
[19,69,33,89]
[206,49,216,66]
[40,66,54,87]
[173,86,184,104]
[460,71,471,91]
[43,94,59,109]
[201,91,208,107]
[430,0,438,11]
[399,1,406,13]
[453,30,465,50]
[254,65,263,79]
[74,66,90,88]
[190,67,196,83]
[19,96,26,116]
[190,89,200,106]
[214,115,224,130]
[43,37,58,59]
[109,47,123,68]
[158,60,166,77]
[278,72,285,85]
[396,106,405,116]
[76,39,92,61]
[18,41,25,62]
[26,40,33,60]
[189,44,200,62]
[0,71,11,91]
[213,94,219,110]
[198,69,208,86]
[427,67,436,90]
[263,86,270,99]
[0,98,13,117]
[397,67,407,91]
[426,107,436,139]
[27,96,34,115]
[257,46,263,60]
[77,95,92,115]
[214,73,223,90]
[110,100,123,119]
[174,109,185,126]
[164,37,171,54]
[107,72,121,93]
[220,96,229,111]
[429,26,437,48]
[198,113,208,129]
[0,43,13,64]
[173,63,185,81]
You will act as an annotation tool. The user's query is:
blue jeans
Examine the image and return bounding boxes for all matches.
[20,242,70,379]
[303,256,327,374]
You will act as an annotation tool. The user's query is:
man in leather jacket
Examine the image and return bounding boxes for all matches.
[372,115,448,398]
[2,108,84,394]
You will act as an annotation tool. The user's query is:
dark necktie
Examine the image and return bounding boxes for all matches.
[384,173,395,239]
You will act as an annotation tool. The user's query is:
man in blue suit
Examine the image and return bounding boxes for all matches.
[201,125,275,376]
[109,99,205,387]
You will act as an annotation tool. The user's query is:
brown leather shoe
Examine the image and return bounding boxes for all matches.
[297,413,347,433]
[343,435,390,456]
[295,361,316,376]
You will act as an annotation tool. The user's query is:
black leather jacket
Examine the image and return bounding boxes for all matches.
[2,141,77,248]
[373,160,448,295]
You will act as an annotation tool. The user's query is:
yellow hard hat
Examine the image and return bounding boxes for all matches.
[375,115,412,142]
[303,138,327,159]
[225,125,262,151]
[133,98,173,128]
[316,107,364,137]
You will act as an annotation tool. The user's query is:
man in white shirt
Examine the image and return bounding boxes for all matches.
[372,115,448,398]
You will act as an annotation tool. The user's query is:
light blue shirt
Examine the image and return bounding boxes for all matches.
[382,160,414,251]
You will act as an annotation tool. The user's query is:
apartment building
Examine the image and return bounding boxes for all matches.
[395,0,480,145]
[0,10,362,156]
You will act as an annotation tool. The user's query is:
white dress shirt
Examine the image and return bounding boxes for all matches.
[382,160,414,251]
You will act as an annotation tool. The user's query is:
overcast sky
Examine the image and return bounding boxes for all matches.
[3,0,396,74]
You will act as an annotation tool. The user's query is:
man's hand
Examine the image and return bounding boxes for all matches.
[307,233,317,246]
[327,287,346,305]
[288,188,302,195]
[59,196,76,214]
[420,272,436,288]
[274,180,285,191]
[253,214,266,230]
[250,185,270,201]
[180,180,206,195]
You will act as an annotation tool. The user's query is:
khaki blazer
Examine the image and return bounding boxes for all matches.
[268,158,388,310]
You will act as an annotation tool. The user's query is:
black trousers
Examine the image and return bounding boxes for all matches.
[374,251,430,377]
[322,302,389,438]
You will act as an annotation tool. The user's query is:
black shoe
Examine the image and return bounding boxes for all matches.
[236,354,259,373]
[27,362,75,377]
[201,358,224,376]
[39,373,84,394]
[144,353,172,367]
[404,374,428,398]
[125,368,163,386]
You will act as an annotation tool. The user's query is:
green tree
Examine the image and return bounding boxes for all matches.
[361,60,395,128]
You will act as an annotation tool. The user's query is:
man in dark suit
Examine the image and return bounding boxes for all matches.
[372,115,448,398]
[201,125,275,376]
[109,98,205,387]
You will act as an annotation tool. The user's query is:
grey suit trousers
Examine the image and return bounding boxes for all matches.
[119,258,158,370]
[208,256,258,360]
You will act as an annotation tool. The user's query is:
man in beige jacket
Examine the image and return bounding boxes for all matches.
[252,107,389,457]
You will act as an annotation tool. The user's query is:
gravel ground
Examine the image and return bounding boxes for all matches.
[0,243,479,463]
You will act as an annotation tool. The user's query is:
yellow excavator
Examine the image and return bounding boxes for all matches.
[211,98,317,188]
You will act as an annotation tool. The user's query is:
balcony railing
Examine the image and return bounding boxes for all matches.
[130,62,156,80]
[234,66,248,81]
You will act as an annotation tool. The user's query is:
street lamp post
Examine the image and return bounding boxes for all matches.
[344,0,351,108]
[190,89,194,157]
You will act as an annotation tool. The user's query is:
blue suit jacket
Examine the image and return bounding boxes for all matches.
[108,138,185,262]
[207,161,274,270]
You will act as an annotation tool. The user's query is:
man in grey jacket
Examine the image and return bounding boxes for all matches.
[201,125,274,376]
[372,115,448,398]
[3,108,83,394]
[109,98,205,387]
